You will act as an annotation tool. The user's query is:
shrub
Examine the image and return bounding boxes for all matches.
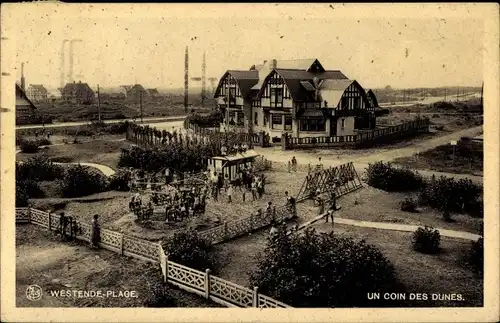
[37,138,52,146]
[60,164,109,198]
[249,227,402,307]
[17,180,45,199]
[412,226,441,254]
[418,176,482,216]
[400,197,417,212]
[16,182,29,207]
[16,156,65,182]
[161,231,217,272]
[109,168,132,191]
[143,281,176,307]
[366,162,424,192]
[467,237,483,273]
[186,110,222,128]
[19,139,40,153]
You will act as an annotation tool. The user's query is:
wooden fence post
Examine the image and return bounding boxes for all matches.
[27,206,31,222]
[48,212,52,231]
[272,207,276,222]
[204,269,211,299]
[120,234,125,255]
[224,222,228,238]
[165,255,169,283]
[253,286,259,307]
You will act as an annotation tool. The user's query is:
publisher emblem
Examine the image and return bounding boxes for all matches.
[26,285,42,301]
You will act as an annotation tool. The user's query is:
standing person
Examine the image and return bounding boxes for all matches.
[227,184,233,203]
[265,201,273,219]
[164,167,171,184]
[291,156,297,172]
[316,157,323,171]
[91,214,101,249]
[317,195,325,216]
[217,173,223,197]
[287,160,291,173]
[251,179,257,201]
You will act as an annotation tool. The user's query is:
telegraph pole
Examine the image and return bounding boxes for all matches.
[140,90,143,124]
[97,84,101,122]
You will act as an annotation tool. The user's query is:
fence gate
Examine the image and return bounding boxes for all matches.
[295,162,363,202]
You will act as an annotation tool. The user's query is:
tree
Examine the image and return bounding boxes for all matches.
[249,226,402,307]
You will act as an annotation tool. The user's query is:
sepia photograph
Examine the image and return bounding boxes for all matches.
[1,3,498,323]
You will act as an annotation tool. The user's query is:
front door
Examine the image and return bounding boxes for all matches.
[330,117,337,136]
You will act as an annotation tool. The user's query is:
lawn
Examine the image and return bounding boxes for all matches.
[392,140,483,176]
[15,224,220,307]
[213,222,483,307]
[16,137,130,170]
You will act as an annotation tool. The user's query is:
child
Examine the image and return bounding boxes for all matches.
[227,184,233,203]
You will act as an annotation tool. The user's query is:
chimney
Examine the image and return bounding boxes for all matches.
[271,59,277,69]
[20,62,25,91]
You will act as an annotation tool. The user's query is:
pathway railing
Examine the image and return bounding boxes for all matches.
[15,207,291,308]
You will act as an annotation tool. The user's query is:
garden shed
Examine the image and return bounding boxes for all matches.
[207,150,260,180]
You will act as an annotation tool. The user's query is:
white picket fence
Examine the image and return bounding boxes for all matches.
[15,207,291,308]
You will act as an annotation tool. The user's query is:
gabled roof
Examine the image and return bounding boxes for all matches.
[16,84,37,109]
[29,84,48,93]
[366,89,379,107]
[275,58,323,71]
[129,84,147,93]
[319,79,368,108]
[258,68,349,101]
[61,82,94,96]
[214,70,259,100]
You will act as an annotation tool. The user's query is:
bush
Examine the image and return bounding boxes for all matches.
[17,180,45,199]
[412,226,441,254]
[16,156,65,182]
[400,197,417,212]
[16,182,29,207]
[37,138,52,146]
[467,237,483,274]
[418,175,482,216]
[109,168,132,191]
[60,164,109,198]
[186,110,222,128]
[143,281,176,307]
[19,139,40,153]
[366,162,424,192]
[161,231,217,272]
[249,227,402,307]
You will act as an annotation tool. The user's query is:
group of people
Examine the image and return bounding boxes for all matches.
[209,165,266,203]
[129,184,209,223]
[287,156,298,173]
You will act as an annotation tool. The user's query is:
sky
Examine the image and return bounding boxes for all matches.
[5,3,485,91]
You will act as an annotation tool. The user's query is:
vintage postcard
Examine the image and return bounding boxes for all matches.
[1,3,499,323]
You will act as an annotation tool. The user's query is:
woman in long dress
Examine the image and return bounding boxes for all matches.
[91,214,101,249]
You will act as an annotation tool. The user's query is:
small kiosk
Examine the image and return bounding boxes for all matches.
[207,149,260,180]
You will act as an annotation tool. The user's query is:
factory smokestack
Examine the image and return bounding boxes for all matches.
[201,51,206,108]
[184,46,189,113]
[20,62,25,92]
[68,39,82,83]
[60,39,69,88]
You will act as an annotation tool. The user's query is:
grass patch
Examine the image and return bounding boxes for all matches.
[393,140,483,176]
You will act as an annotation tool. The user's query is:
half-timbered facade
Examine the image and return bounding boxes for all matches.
[214,58,378,138]
[213,70,259,132]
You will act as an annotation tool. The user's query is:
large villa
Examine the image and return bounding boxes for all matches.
[213,58,380,138]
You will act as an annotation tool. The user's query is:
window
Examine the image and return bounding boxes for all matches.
[353,97,361,110]
[270,88,283,107]
[271,114,282,130]
[341,118,345,128]
[300,118,326,132]
[341,97,349,109]
[284,114,293,131]
[237,112,245,126]
[229,87,236,100]
[254,112,258,125]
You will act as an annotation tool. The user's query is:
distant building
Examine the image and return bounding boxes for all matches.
[214,58,377,138]
[16,83,38,124]
[26,84,48,102]
[147,88,160,97]
[59,81,95,104]
[122,84,148,102]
